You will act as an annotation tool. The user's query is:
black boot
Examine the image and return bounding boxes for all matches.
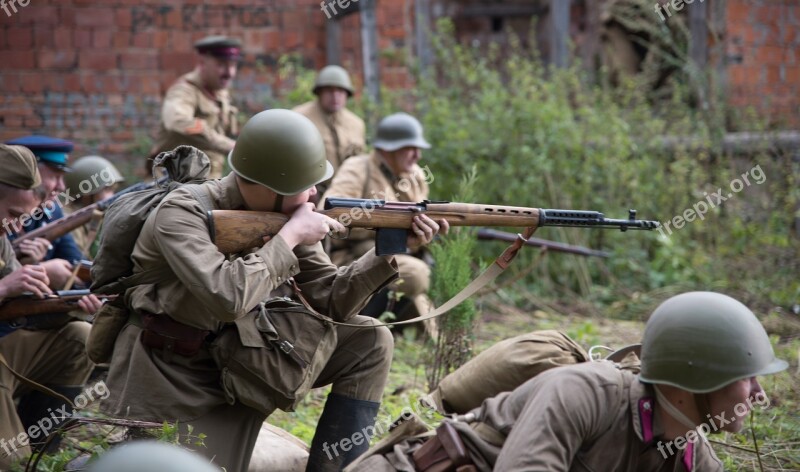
[306,393,380,472]
[17,386,82,453]
[359,287,390,318]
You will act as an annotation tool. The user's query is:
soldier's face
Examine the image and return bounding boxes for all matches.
[706,377,765,433]
[38,163,65,200]
[385,147,421,175]
[317,87,349,114]
[0,188,40,225]
[199,55,238,91]
[279,187,317,214]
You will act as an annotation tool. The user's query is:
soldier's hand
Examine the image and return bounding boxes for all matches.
[16,238,52,264]
[278,203,345,249]
[77,294,104,315]
[0,265,52,299]
[406,215,449,253]
[40,259,76,289]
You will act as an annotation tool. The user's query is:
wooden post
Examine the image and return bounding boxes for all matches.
[549,0,571,68]
[360,0,381,104]
[326,19,342,66]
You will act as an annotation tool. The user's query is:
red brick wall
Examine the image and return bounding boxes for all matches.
[726,0,800,127]
[0,0,414,170]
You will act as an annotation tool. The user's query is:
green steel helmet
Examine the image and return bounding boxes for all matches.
[639,291,787,393]
[88,441,219,472]
[313,65,354,96]
[228,109,332,195]
[64,155,124,196]
[373,113,431,152]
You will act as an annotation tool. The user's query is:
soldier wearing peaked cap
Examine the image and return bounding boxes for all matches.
[0,144,100,469]
[293,65,366,194]
[148,35,242,179]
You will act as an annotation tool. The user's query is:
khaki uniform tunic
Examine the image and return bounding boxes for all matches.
[102,174,398,467]
[0,236,92,469]
[293,100,366,177]
[454,361,724,471]
[321,152,431,319]
[151,70,238,179]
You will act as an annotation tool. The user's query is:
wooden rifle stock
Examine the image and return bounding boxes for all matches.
[0,289,117,322]
[476,228,610,258]
[10,177,167,249]
[209,198,659,255]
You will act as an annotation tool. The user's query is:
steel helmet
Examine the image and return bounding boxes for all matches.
[373,113,431,152]
[639,291,787,393]
[228,109,332,195]
[88,441,218,472]
[313,65,354,96]
[65,155,124,197]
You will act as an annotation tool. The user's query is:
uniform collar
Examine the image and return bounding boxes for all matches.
[219,173,246,210]
[184,70,228,102]
[630,379,663,443]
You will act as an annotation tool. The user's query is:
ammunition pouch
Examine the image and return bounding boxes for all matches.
[209,298,337,416]
[86,299,130,364]
[412,422,477,472]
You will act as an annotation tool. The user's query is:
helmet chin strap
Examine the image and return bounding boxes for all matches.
[654,385,701,431]
[272,194,284,213]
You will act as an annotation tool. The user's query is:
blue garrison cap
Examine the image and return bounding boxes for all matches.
[5,135,74,171]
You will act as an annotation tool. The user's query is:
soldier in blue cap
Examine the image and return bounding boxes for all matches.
[147,35,242,179]
[4,136,86,288]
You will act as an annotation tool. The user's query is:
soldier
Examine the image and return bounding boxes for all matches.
[148,36,241,179]
[4,136,86,288]
[293,65,366,192]
[0,145,100,468]
[100,110,447,472]
[321,113,433,322]
[348,292,788,471]
[63,155,125,257]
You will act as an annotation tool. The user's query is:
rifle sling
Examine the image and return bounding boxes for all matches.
[291,226,538,329]
[0,355,76,409]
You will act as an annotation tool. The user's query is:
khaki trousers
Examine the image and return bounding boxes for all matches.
[0,322,93,468]
[183,315,393,472]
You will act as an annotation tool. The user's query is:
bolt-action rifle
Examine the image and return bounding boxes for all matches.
[0,289,116,324]
[208,198,659,256]
[9,177,168,250]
